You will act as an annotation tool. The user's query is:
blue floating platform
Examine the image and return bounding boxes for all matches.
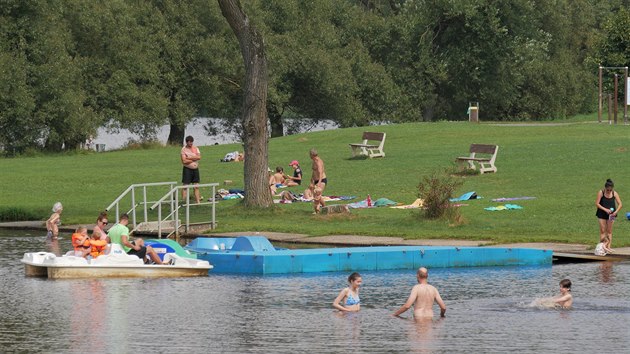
[185,236,552,274]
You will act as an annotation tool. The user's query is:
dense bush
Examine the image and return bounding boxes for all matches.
[417,170,464,220]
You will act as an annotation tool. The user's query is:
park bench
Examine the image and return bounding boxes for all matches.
[349,132,386,158]
[455,144,499,174]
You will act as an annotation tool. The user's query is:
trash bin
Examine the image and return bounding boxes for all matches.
[468,102,479,123]
[95,144,106,152]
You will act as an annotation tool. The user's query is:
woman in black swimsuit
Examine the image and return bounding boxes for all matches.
[595,179,622,254]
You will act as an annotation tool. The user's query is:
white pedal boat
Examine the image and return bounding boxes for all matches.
[21,244,212,279]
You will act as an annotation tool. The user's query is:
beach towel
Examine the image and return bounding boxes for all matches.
[491,197,536,202]
[390,198,425,209]
[450,191,480,202]
[484,204,523,211]
[374,198,397,207]
[347,200,370,209]
[322,196,356,202]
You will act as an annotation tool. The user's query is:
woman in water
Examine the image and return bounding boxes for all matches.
[595,179,622,254]
[332,272,362,312]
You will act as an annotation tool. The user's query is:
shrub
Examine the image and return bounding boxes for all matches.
[417,170,464,219]
[0,207,43,222]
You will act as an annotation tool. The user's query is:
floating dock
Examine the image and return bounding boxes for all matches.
[552,252,629,264]
[186,236,553,274]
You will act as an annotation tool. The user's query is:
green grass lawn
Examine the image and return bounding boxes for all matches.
[1,118,629,246]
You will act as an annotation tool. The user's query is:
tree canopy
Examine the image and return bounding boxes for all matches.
[0,0,628,155]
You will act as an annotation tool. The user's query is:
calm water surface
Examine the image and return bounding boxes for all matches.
[1,230,629,353]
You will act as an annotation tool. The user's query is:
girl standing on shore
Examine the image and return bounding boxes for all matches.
[595,179,622,254]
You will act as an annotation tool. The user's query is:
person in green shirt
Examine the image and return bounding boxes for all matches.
[107,213,164,264]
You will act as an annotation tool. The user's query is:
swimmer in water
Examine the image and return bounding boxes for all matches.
[332,272,362,312]
[535,279,573,309]
[392,267,446,318]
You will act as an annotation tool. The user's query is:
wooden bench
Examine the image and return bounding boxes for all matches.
[349,132,386,158]
[455,144,499,174]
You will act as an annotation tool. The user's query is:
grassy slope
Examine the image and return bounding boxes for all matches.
[1,120,629,245]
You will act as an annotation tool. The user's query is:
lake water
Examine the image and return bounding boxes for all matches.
[92,118,338,150]
[1,229,629,353]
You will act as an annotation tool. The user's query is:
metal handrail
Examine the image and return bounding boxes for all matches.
[105,182,177,228]
[150,183,219,238]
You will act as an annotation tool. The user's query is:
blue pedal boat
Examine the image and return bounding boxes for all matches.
[185,236,552,274]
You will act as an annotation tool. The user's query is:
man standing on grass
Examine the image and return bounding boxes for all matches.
[309,148,327,214]
[181,135,201,204]
[392,267,446,318]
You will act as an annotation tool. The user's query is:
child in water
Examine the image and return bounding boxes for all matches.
[332,272,362,312]
[535,279,573,309]
[46,202,63,240]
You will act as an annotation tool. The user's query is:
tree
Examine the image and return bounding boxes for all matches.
[218,0,273,207]
[0,0,100,154]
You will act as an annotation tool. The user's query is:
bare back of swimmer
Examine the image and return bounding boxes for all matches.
[393,267,446,318]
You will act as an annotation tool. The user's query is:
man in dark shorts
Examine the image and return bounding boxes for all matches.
[107,214,164,264]
[309,148,327,213]
[181,135,201,203]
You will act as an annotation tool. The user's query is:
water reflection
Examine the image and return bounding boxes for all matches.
[406,317,444,354]
[598,262,614,283]
[1,229,629,353]
[46,239,61,256]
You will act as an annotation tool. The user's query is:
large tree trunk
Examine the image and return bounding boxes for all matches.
[167,90,185,145]
[167,122,184,145]
[268,103,284,138]
[218,0,272,207]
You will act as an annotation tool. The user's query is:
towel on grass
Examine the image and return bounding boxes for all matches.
[450,191,481,202]
[348,197,398,209]
[391,198,425,209]
[484,204,523,211]
[374,198,398,207]
[491,197,536,202]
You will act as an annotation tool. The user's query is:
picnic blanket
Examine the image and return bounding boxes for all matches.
[275,194,356,203]
[484,204,523,211]
[348,197,398,209]
[450,191,481,202]
[491,197,536,202]
[390,198,425,209]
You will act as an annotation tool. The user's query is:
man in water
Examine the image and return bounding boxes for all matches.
[392,267,446,318]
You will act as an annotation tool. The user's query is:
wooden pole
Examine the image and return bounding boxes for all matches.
[607,94,612,124]
[597,66,604,123]
[625,67,628,125]
[614,74,618,124]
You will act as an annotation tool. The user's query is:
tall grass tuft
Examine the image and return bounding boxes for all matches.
[417,170,464,220]
[0,207,43,222]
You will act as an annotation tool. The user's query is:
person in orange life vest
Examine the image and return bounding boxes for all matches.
[71,226,92,258]
[89,232,108,258]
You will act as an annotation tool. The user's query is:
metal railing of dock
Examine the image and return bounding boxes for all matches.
[150,183,218,239]
[105,182,178,229]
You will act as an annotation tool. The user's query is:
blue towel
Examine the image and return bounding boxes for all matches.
[450,191,479,202]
